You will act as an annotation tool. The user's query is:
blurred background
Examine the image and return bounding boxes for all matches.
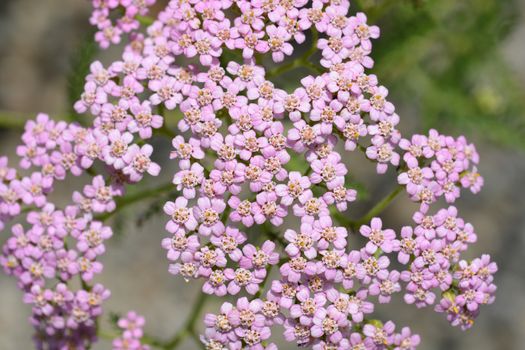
[1,0,525,349]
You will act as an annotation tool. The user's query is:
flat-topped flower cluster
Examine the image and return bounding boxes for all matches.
[0,0,496,349]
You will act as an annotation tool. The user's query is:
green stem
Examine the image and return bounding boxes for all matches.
[262,223,287,247]
[355,185,404,228]
[303,28,319,60]
[158,123,176,138]
[156,104,177,138]
[267,58,300,79]
[85,167,98,177]
[189,330,205,349]
[254,264,274,299]
[332,210,358,229]
[95,182,174,221]
[267,29,322,79]
[137,15,155,27]
[163,292,209,349]
[142,335,170,349]
[98,329,117,341]
[333,185,404,230]
[0,112,28,129]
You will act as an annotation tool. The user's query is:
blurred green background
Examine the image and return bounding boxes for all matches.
[362,0,525,149]
[1,0,525,349]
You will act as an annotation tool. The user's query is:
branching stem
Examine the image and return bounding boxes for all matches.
[267,29,322,79]
[95,182,174,221]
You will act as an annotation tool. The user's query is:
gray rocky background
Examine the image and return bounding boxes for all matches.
[1,0,524,349]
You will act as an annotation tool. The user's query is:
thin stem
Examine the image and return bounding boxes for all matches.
[95,182,174,221]
[141,334,170,349]
[304,28,319,60]
[262,223,287,247]
[137,15,155,27]
[163,292,209,349]
[267,29,322,79]
[252,224,290,299]
[267,59,297,78]
[98,329,117,340]
[0,112,28,129]
[220,194,232,222]
[156,104,177,138]
[254,264,274,299]
[158,123,176,138]
[355,185,404,228]
[333,185,404,230]
[189,330,205,349]
[332,210,358,229]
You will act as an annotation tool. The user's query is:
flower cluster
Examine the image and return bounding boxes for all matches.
[89,0,157,49]
[0,115,128,348]
[0,0,498,349]
[68,0,496,348]
[0,49,161,350]
[397,130,482,210]
[436,254,497,330]
[202,297,279,350]
[1,213,111,347]
[395,207,497,329]
[112,311,150,350]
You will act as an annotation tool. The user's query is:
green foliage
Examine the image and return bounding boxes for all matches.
[347,178,370,201]
[354,0,525,149]
[108,311,122,329]
[135,190,177,227]
[0,112,29,130]
[66,31,98,124]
